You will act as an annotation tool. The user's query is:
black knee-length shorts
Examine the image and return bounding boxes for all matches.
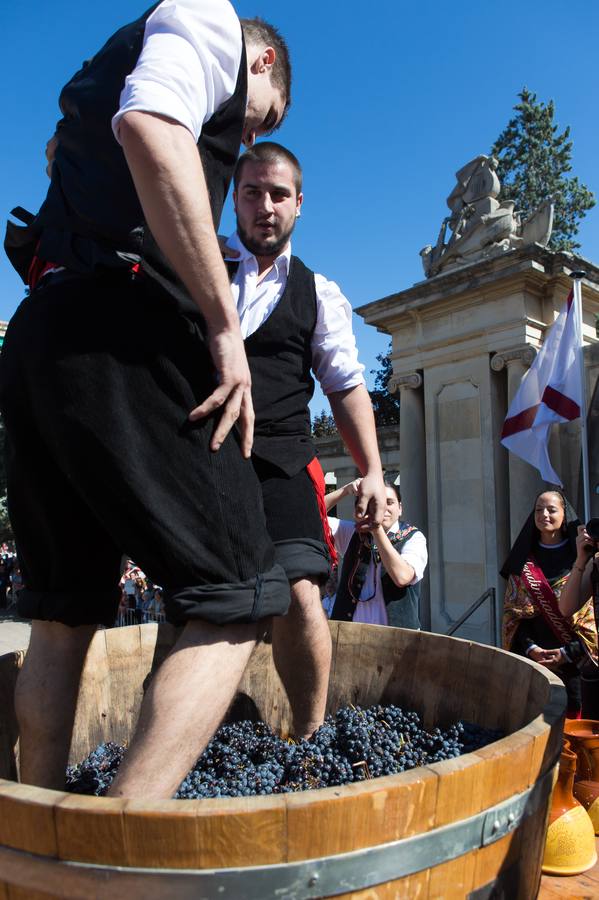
[0,272,289,627]
[252,456,331,585]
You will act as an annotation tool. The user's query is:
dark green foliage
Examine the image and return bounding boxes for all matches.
[312,409,337,437]
[491,88,595,252]
[370,343,400,426]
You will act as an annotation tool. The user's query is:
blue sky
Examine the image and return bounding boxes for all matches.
[2,1,598,414]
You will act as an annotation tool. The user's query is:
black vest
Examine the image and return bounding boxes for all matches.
[5,3,247,309]
[331,527,422,629]
[244,256,318,476]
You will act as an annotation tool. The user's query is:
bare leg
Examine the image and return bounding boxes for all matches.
[271,577,332,739]
[15,620,97,789]
[107,619,258,799]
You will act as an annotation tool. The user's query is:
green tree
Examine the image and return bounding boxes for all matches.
[370,343,400,426]
[312,409,337,437]
[491,88,595,252]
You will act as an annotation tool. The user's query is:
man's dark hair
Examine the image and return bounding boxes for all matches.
[240,18,292,124]
[234,141,302,194]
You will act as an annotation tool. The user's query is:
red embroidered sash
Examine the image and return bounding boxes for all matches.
[520,558,596,669]
[520,558,575,644]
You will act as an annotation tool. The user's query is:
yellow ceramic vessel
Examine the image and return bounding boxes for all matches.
[542,743,597,876]
[542,805,597,875]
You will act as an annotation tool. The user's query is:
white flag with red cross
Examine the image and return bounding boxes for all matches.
[500,289,582,485]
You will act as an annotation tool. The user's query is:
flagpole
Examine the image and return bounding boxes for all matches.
[569,270,590,522]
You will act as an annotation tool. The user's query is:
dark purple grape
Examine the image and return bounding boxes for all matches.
[66,706,503,799]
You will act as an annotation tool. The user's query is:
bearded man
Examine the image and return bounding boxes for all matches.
[225,142,386,739]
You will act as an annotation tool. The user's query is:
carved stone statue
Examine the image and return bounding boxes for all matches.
[420,155,553,278]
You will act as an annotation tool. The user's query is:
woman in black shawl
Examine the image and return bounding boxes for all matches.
[501,490,597,718]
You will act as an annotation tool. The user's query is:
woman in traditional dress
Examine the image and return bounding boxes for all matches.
[501,490,598,718]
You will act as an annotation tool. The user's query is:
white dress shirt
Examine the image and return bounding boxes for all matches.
[112,0,242,143]
[327,518,428,625]
[227,232,365,395]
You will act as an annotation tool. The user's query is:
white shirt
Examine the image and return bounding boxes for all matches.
[227,232,365,395]
[112,0,242,143]
[328,518,428,625]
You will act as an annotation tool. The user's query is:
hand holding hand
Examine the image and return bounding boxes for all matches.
[354,472,386,531]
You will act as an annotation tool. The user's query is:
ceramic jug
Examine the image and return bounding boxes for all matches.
[564,719,599,834]
[542,741,597,875]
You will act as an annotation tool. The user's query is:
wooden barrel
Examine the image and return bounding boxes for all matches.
[0,622,565,899]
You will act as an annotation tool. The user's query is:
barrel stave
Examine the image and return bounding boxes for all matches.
[0,781,59,857]
[284,767,439,862]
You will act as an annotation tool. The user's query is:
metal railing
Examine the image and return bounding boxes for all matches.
[114,591,499,642]
[445,587,498,646]
[114,609,166,628]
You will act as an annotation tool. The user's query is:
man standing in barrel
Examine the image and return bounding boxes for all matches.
[225,142,386,739]
[0,1,381,801]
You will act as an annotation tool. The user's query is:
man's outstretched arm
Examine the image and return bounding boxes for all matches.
[328,384,385,526]
[119,111,253,457]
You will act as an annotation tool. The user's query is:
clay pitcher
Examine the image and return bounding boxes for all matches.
[564,719,598,781]
[564,720,599,835]
[542,741,597,875]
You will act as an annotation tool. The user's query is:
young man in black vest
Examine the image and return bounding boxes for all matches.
[326,481,428,628]
[0,3,302,799]
[227,142,386,739]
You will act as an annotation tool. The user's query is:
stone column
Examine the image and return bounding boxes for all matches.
[390,373,427,532]
[491,346,541,542]
[334,466,360,519]
[390,372,430,628]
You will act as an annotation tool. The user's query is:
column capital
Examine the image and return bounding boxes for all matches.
[490,345,537,372]
[389,372,423,394]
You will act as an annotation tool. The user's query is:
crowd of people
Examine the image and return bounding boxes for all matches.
[0,544,165,628]
[117,562,165,627]
[0,543,22,611]
[6,481,599,720]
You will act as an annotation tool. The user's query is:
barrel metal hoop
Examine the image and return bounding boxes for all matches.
[0,764,556,899]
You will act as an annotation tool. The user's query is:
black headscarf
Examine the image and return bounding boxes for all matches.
[500,490,580,579]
